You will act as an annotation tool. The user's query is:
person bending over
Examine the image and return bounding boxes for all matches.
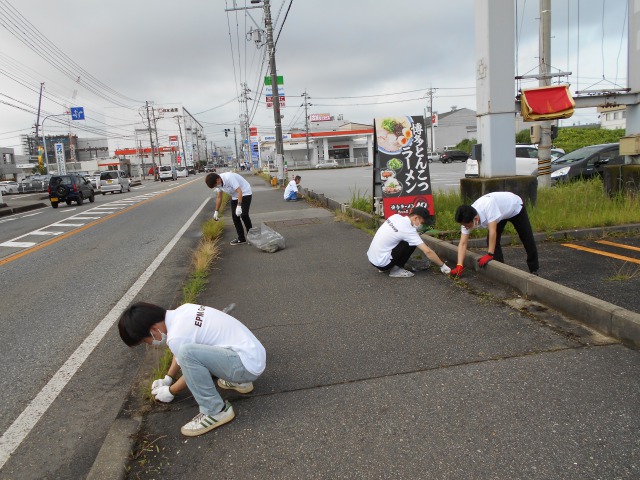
[205,172,253,246]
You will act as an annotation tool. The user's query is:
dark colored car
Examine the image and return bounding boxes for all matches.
[48,174,95,208]
[550,143,623,184]
[440,150,470,163]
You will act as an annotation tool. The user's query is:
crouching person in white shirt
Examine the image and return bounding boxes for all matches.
[366,207,451,278]
[118,302,266,437]
[284,175,303,201]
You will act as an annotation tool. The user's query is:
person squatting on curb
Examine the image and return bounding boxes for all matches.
[284,175,304,201]
[118,302,266,437]
[205,172,253,246]
[367,206,451,278]
[450,191,539,277]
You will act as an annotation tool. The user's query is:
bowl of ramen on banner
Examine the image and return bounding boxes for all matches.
[382,177,403,196]
[377,116,413,155]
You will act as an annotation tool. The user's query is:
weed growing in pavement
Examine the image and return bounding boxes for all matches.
[605,262,640,282]
[348,188,373,214]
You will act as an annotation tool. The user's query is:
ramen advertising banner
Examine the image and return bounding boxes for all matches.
[374,115,433,220]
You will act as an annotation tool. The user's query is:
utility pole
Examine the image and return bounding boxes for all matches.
[35,82,45,172]
[263,0,284,173]
[537,0,552,186]
[175,116,187,170]
[151,107,163,168]
[145,101,158,181]
[303,89,310,163]
[233,127,240,169]
[425,88,436,154]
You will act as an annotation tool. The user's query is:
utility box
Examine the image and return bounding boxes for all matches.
[619,135,640,155]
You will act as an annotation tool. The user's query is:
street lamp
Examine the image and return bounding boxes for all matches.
[41,112,70,174]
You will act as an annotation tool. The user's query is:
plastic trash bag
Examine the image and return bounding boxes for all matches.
[247,223,285,253]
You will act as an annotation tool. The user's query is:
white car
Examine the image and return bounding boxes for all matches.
[158,165,177,181]
[315,160,338,169]
[100,170,131,194]
[464,145,565,177]
[176,166,189,178]
[0,181,19,194]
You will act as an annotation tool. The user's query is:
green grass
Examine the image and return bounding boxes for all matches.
[347,178,640,238]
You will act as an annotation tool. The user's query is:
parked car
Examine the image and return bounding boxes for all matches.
[100,170,131,194]
[315,160,339,169]
[87,171,101,189]
[30,174,52,191]
[48,174,95,208]
[550,143,623,184]
[427,152,440,163]
[440,150,470,163]
[176,166,189,178]
[159,165,177,181]
[188,166,196,175]
[0,181,19,194]
[465,145,563,177]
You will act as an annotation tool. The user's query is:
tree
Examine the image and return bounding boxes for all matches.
[455,138,477,154]
[516,129,531,144]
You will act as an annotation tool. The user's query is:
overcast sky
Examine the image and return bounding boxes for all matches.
[0,0,630,155]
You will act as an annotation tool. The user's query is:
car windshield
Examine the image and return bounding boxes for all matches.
[177,167,186,171]
[101,172,119,180]
[552,145,604,165]
[159,166,172,171]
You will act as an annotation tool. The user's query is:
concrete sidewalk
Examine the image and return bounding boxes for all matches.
[120,174,639,479]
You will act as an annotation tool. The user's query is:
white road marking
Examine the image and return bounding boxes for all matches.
[0,196,211,469]
[30,231,64,236]
[0,241,36,248]
[0,218,17,224]
[53,223,84,227]
[66,216,101,220]
[21,212,42,217]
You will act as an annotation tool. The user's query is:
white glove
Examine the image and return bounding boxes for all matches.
[213,210,219,221]
[235,205,242,216]
[151,375,173,390]
[152,385,174,403]
[440,263,451,274]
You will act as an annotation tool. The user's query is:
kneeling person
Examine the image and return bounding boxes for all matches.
[367,207,451,277]
[284,175,303,201]
[118,302,266,437]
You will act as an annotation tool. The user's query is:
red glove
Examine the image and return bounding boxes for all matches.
[478,253,494,268]
[450,264,464,277]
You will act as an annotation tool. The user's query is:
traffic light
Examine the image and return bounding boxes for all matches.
[224,128,230,137]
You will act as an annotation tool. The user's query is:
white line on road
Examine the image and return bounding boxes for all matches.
[53,223,85,227]
[0,241,36,248]
[0,196,210,470]
[30,231,64,236]
[21,212,42,217]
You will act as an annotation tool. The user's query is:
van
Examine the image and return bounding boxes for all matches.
[100,170,131,194]
[159,165,177,182]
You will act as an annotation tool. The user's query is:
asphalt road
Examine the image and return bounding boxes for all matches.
[293,161,466,203]
[0,175,215,478]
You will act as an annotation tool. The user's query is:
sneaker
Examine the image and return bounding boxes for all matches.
[217,378,254,394]
[180,402,235,437]
[389,266,414,278]
[230,238,246,246]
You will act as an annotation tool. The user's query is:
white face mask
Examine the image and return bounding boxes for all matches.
[413,221,423,232]
[151,329,167,347]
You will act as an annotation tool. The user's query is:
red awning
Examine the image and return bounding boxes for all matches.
[520,84,575,121]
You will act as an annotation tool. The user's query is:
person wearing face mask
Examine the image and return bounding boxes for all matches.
[117,302,266,437]
[451,191,539,277]
[367,206,451,278]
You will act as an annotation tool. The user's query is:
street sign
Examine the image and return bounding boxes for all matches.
[70,107,85,120]
[55,143,67,175]
[169,135,179,147]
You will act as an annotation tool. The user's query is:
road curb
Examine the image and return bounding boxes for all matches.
[0,202,48,217]
[86,416,141,480]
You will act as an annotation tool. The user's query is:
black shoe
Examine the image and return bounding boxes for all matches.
[230,238,246,246]
[530,270,539,276]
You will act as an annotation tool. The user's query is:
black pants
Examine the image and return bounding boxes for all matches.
[377,241,417,270]
[493,206,539,273]
[231,195,253,241]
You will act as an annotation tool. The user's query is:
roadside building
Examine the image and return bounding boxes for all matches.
[428,107,477,151]
[598,106,626,130]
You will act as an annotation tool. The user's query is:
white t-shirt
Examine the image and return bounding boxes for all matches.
[461,192,523,235]
[284,180,298,199]
[366,214,423,267]
[165,304,266,376]
[219,172,252,200]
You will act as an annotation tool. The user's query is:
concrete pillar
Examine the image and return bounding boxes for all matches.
[323,138,329,161]
[367,135,374,165]
[475,0,516,177]
[627,0,640,138]
[348,142,354,164]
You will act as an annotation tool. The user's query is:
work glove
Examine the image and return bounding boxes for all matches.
[151,375,173,390]
[235,205,242,216]
[213,210,219,221]
[439,262,451,274]
[478,253,494,268]
[152,385,174,403]
[450,264,464,277]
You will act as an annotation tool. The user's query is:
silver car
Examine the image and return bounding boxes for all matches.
[100,170,131,194]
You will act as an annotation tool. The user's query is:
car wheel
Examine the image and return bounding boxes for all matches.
[65,199,72,205]
[89,192,95,203]
[102,192,106,195]
[51,202,59,208]
[77,193,84,206]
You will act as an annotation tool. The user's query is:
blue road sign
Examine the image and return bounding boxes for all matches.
[70,107,85,120]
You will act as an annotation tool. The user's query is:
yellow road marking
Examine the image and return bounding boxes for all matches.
[595,240,640,253]
[561,243,640,265]
[0,183,200,267]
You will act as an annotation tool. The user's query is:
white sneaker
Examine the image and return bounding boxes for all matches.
[180,401,235,437]
[217,378,254,394]
[389,266,414,278]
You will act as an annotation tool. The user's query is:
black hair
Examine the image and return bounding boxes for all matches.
[455,205,478,224]
[205,173,221,189]
[118,302,167,347]
[294,175,301,181]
